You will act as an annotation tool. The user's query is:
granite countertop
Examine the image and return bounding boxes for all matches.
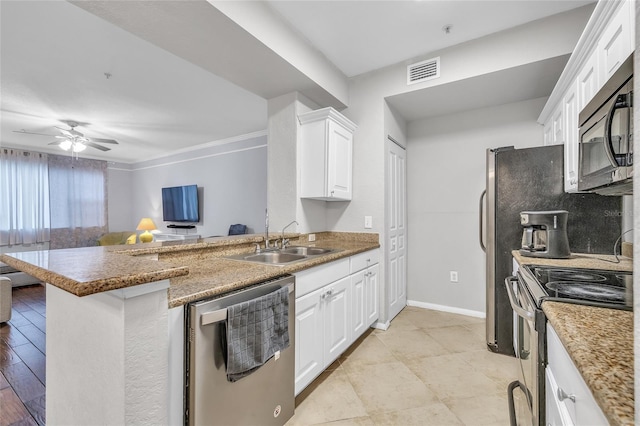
[0,232,379,307]
[163,236,379,307]
[543,302,633,426]
[512,250,632,272]
[0,245,189,296]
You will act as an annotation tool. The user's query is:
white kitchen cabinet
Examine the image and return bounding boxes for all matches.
[350,249,380,340]
[364,263,379,326]
[543,120,553,146]
[552,105,564,146]
[577,50,600,111]
[294,248,380,395]
[294,275,351,394]
[298,107,357,201]
[537,0,633,193]
[546,324,607,425]
[563,82,579,193]
[546,366,575,426]
[323,276,352,362]
[295,286,325,394]
[351,270,366,338]
[598,0,633,82]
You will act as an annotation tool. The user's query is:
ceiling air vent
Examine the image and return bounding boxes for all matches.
[407,57,440,85]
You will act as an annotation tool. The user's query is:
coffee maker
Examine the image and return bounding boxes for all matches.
[519,210,571,259]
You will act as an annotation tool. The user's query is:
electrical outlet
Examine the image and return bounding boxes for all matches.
[364,216,373,229]
[308,233,316,242]
[449,271,459,283]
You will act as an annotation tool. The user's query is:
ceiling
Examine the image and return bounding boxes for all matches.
[268,0,594,78]
[0,1,594,163]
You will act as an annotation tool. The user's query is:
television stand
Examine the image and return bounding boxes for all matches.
[167,224,196,229]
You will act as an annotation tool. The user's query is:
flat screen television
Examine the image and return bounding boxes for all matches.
[162,184,199,223]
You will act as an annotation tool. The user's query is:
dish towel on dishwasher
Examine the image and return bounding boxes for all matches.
[225,285,289,382]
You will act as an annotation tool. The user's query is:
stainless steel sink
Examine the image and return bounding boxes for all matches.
[225,245,338,266]
[243,252,306,264]
[280,246,335,256]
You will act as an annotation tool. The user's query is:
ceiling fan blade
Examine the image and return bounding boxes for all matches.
[85,142,111,152]
[56,128,74,138]
[47,141,62,146]
[13,130,57,137]
[87,137,119,144]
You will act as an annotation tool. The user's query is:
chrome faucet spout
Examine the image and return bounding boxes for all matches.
[281,220,299,248]
[264,209,270,249]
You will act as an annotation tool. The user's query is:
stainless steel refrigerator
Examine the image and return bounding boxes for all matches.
[481,145,622,356]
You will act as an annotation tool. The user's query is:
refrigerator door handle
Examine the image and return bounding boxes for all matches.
[479,189,486,252]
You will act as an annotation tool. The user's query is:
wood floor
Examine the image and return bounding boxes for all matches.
[0,284,46,426]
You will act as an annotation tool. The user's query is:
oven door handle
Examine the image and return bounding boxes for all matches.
[504,276,534,321]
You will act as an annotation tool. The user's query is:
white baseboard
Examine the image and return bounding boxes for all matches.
[372,320,390,331]
[407,300,486,319]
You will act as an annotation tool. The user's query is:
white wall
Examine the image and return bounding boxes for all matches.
[336,7,591,322]
[108,165,134,232]
[108,134,268,238]
[406,97,546,313]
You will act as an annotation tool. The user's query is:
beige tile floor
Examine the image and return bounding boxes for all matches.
[286,306,519,426]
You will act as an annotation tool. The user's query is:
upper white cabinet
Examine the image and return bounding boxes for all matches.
[298,107,357,201]
[577,50,600,111]
[563,82,579,192]
[599,0,633,81]
[538,0,634,193]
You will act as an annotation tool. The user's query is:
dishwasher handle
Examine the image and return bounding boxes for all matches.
[201,282,294,326]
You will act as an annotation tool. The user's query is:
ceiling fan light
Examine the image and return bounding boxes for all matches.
[59,140,72,151]
[72,142,87,152]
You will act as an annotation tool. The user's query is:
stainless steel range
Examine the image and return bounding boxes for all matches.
[505,264,632,425]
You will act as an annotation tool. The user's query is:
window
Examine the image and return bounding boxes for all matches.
[0,148,51,246]
[48,156,106,229]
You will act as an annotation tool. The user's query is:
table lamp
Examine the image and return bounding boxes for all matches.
[137,218,156,243]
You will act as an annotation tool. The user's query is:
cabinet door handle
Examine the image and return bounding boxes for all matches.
[557,388,576,403]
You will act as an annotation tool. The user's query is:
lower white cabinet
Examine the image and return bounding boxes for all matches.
[294,286,325,394]
[294,274,352,395]
[352,263,379,339]
[294,249,380,395]
[323,277,351,362]
[546,324,607,425]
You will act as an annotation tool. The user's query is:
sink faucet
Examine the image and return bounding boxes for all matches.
[264,208,271,249]
[281,220,298,249]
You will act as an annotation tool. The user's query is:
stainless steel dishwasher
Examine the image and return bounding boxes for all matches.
[185,275,295,426]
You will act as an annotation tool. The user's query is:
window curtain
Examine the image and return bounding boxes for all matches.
[0,148,51,246]
[48,154,108,249]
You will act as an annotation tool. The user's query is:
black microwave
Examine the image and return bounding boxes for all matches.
[578,53,633,196]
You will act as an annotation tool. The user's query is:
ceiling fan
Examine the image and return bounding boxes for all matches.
[14,120,119,152]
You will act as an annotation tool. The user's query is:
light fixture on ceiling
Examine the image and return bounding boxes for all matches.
[14,120,119,153]
[58,139,87,153]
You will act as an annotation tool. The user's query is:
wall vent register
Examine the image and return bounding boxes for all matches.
[407,56,440,85]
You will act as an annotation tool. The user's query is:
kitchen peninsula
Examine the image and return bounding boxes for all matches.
[0,232,379,425]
